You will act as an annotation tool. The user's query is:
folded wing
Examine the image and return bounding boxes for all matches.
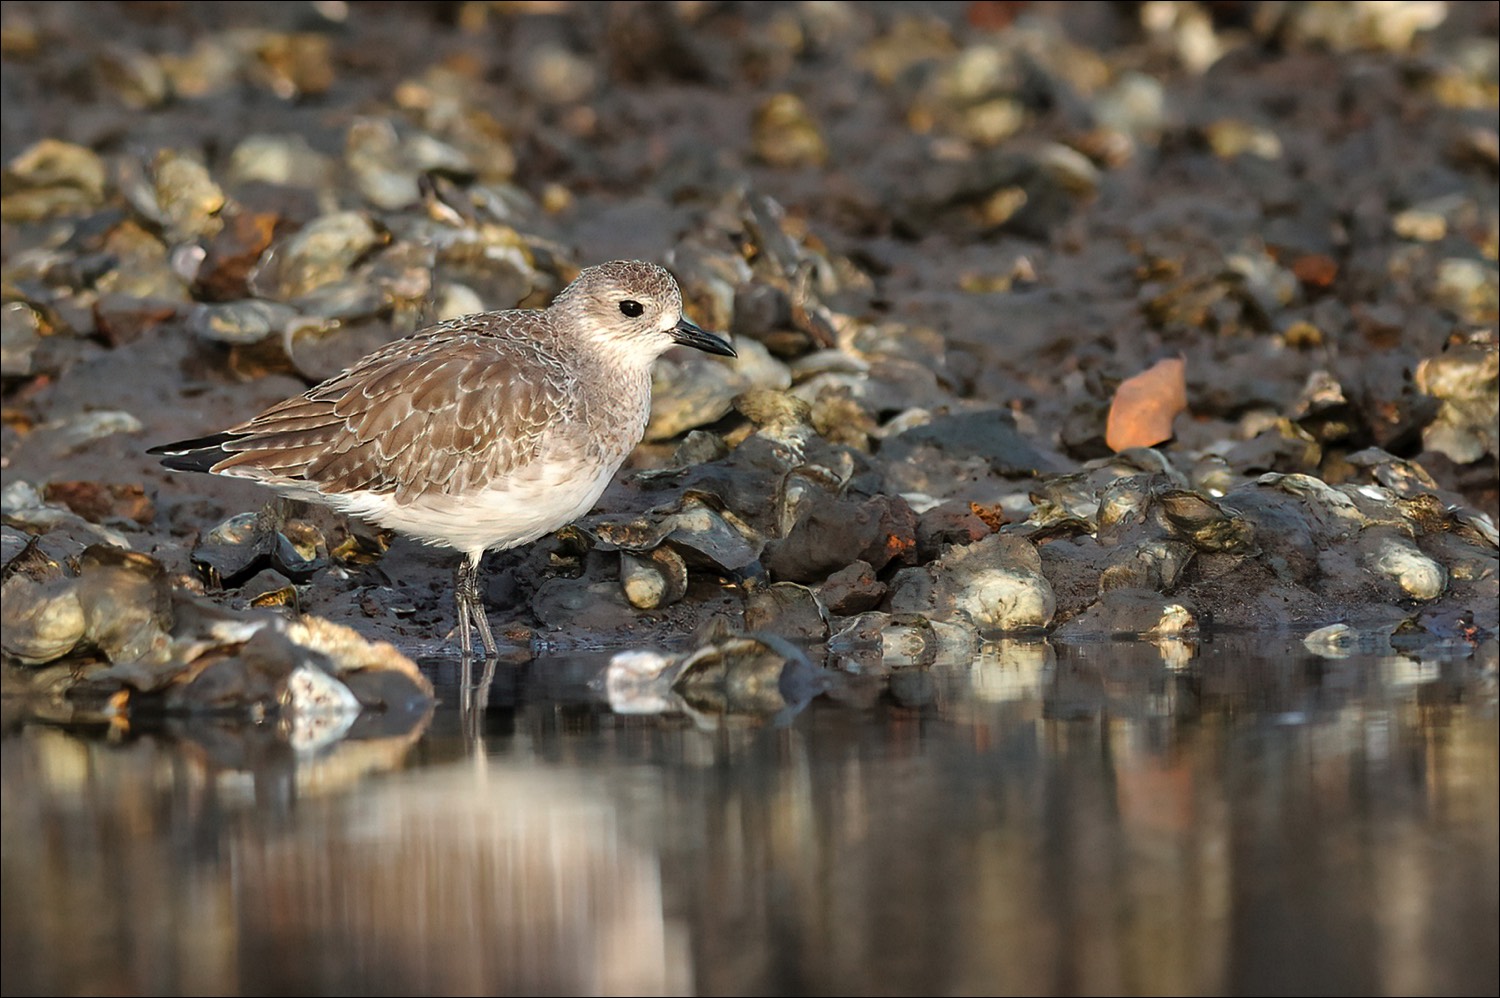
[150,331,568,505]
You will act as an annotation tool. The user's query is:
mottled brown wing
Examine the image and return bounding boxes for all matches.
[211,330,569,503]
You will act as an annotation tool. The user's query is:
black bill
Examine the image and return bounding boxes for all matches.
[671,316,737,357]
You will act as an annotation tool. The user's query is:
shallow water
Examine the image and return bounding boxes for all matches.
[3,636,1497,997]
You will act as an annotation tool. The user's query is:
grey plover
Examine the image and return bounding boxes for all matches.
[150,260,736,657]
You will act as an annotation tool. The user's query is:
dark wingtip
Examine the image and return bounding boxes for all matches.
[148,431,239,473]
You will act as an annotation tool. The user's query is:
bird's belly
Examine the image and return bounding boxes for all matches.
[332,459,617,559]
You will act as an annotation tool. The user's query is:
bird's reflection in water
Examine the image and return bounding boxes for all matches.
[2,635,1495,996]
[459,653,499,751]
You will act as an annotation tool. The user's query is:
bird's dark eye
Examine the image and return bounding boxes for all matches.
[619,299,644,318]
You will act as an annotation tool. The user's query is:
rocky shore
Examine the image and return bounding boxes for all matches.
[3,2,1495,723]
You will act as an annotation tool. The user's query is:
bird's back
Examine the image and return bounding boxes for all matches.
[159,312,589,499]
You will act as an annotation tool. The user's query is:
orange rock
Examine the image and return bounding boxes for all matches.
[1106,357,1187,452]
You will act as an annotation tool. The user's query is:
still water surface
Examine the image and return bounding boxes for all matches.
[3,636,1497,996]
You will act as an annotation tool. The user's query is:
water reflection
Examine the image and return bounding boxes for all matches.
[3,637,1496,996]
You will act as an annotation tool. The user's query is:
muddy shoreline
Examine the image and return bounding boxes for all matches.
[2,2,1495,717]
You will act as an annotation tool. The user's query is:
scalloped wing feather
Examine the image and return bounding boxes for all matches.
[211,324,570,502]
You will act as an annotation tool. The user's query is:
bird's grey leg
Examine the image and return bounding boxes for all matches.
[454,554,498,659]
[471,590,498,659]
[453,558,473,658]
